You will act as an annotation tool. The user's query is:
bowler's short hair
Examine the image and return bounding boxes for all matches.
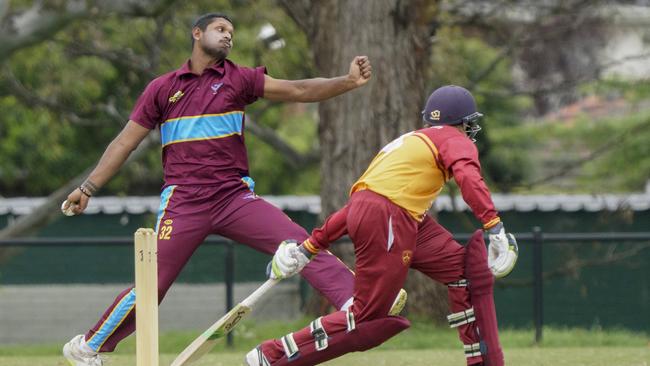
[191,13,233,47]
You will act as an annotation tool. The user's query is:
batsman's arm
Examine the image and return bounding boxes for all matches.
[301,204,351,255]
[439,137,499,228]
[450,157,500,229]
[269,204,351,279]
[64,121,150,215]
[446,146,519,277]
[263,56,372,102]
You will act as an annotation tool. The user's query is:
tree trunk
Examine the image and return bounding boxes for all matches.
[281,0,447,321]
[309,0,431,213]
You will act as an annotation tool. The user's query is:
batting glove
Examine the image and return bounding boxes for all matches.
[487,222,519,278]
[268,240,312,280]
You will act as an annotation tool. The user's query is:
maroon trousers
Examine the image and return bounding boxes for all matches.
[261,190,488,365]
[84,184,354,352]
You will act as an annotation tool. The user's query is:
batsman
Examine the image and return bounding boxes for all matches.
[246,85,519,366]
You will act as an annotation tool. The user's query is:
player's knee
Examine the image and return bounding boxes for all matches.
[349,316,411,351]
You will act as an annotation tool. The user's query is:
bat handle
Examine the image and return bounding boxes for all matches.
[241,278,279,307]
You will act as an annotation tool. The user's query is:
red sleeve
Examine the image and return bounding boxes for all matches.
[303,204,350,253]
[237,65,267,105]
[438,136,500,229]
[129,78,164,130]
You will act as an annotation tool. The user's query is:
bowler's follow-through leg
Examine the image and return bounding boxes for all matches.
[63,228,160,366]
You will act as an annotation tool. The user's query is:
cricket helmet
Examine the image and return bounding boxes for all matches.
[422,85,483,141]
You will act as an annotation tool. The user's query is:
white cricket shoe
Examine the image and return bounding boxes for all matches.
[244,345,271,366]
[63,334,105,366]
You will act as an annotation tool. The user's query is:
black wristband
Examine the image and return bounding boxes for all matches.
[80,179,99,197]
[78,185,92,197]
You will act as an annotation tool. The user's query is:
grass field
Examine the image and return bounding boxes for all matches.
[1,320,647,366]
[1,348,648,366]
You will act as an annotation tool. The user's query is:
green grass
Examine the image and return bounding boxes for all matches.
[1,348,648,366]
[0,320,647,365]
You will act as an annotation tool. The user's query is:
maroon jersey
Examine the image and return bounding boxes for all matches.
[130,59,266,187]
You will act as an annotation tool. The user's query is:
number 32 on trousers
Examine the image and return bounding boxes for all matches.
[159,219,173,240]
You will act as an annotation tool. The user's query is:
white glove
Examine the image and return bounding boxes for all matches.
[268,240,312,279]
[487,223,518,278]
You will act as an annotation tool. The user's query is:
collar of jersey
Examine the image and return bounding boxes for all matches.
[176,59,226,77]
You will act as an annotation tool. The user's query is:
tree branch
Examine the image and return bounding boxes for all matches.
[246,116,319,169]
[0,133,157,240]
[467,40,516,91]
[64,43,157,80]
[0,66,126,125]
[0,0,180,63]
[277,0,314,36]
[520,117,650,188]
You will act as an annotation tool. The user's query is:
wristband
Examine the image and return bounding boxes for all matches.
[301,239,320,256]
[78,185,93,197]
[487,222,504,235]
[298,243,317,259]
[483,217,501,231]
[79,179,99,197]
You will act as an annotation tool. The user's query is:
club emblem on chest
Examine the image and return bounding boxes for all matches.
[402,250,413,266]
[211,82,224,94]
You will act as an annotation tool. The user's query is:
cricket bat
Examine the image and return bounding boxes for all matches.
[170,278,279,366]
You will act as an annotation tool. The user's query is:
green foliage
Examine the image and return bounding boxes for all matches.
[428,27,534,191]
[491,106,650,193]
[573,114,650,192]
[0,0,318,196]
[430,28,532,127]
[247,107,320,194]
[3,2,648,197]
[0,97,73,192]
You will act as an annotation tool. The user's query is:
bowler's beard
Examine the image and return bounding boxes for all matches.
[200,42,229,60]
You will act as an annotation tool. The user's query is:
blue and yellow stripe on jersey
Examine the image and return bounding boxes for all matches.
[160,111,244,147]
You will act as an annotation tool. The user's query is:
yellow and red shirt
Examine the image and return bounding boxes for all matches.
[351,125,499,227]
[303,125,500,254]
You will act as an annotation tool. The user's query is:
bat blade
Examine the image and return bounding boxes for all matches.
[170,304,251,366]
[170,279,277,366]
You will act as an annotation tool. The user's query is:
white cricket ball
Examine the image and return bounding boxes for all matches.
[61,200,76,216]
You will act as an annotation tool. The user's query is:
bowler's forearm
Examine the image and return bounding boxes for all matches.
[293,76,358,102]
[83,121,150,192]
[86,138,136,190]
[265,75,359,103]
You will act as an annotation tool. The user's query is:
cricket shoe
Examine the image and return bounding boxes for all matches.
[244,345,271,366]
[63,334,105,366]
